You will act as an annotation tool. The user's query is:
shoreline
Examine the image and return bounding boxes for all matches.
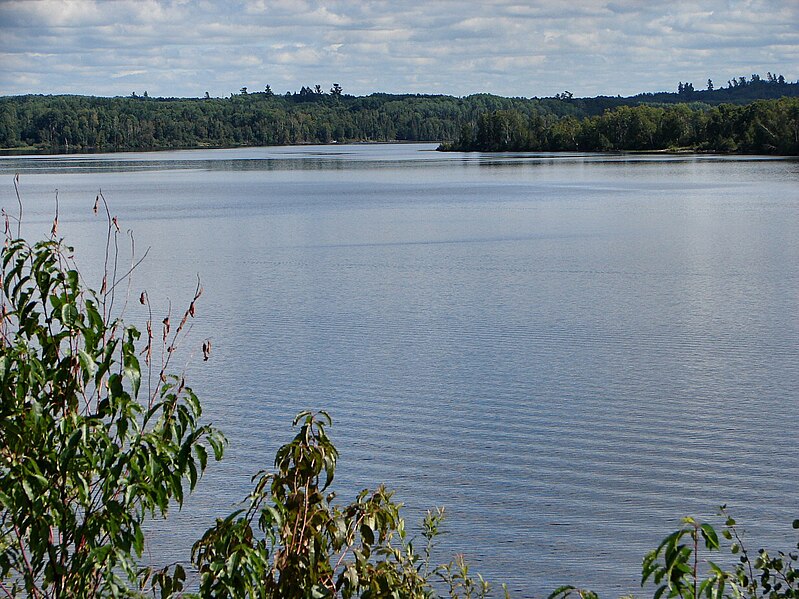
[0,139,438,157]
[2,141,795,159]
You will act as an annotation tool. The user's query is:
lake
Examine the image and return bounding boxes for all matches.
[1,144,798,597]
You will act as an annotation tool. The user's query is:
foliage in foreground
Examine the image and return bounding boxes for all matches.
[190,410,494,599]
[642,511,798,599]
[553,510,799,599]
[0,193,226,596]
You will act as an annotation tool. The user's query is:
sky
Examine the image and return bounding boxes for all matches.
[0,0,797,99]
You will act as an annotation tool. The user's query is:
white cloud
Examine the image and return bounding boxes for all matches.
[0,0,796,97]
[111,69,148,79]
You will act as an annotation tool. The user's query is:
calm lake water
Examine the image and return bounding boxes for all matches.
[2,144,798,597]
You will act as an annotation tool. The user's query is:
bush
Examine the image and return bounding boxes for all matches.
[0,191,225,597]
[191,410,497,598]
[552,509,798,599]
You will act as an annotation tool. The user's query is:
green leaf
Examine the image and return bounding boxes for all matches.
[208,433,226,460]
[194,444,208,471]
[77,348,98,379]
[124,353,141,398]
[133,524,145,556]
[21,479,35,501]
[708,561,726,576]
[263,505,283,528]
[701,523,720,550]
[360,523,375,545]
[311,584,327,598]
[548,585,577,599]
[66,269,79,293]
[61,302,79,327]
[188,459,198,490]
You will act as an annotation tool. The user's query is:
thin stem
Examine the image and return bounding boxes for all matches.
[143,291,154,406]
[103,247,150,297]
[331,512,365,574]
[14,524,41,598]
[0,580,13,599]
[51,189,59,238]
[159,277,202,385]
[107,215,120,320]
[693,525,698,599]
[732,527,756,597]
[0,579,16,599]
[13,173,22,239]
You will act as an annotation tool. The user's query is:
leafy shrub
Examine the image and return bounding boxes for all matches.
[552,508,798,599]
[191,410,486,598]
[640,509,798,599]
[0,192,225,597]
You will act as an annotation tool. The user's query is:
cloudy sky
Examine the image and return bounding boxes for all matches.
[0,0,797,99]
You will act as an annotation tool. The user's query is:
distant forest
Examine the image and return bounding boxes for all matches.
[0,74,797,154]
[442,97,799,154]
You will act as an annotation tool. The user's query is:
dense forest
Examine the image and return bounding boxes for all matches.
[0,90,576,152]
[0,74,797,154]
[441,97,799,154]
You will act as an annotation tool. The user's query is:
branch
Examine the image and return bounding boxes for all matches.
[14,524,42,598]
[13,173,22,239]
[158,276,202,387]
[51,188,59,239]
[0,579,15,599]
[103,247,150,297]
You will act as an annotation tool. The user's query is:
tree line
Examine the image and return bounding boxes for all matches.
[0,92,575,152]
[440,98,799,155]
[0,74,797,153]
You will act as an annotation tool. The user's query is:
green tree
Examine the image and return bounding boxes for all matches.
[0,189,225,597]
